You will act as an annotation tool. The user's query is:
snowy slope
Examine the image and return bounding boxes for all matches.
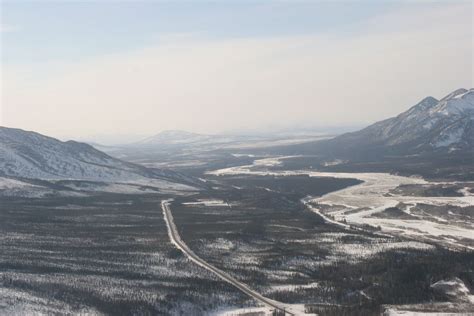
[301,88,474,158]
[346,88,473,149]
[377,88,474,148]
[0,127,198,190]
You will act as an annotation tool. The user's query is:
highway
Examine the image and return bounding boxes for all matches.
[161,199,295,315]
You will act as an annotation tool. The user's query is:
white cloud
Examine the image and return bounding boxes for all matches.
[2,2,472,139]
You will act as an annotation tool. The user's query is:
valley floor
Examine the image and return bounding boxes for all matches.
[210,157,474,250]
[1,156,473,315]
[0,194,250,315]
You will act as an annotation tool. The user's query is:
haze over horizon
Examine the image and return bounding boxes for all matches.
[2,3,474,314]
[1,1,472,143]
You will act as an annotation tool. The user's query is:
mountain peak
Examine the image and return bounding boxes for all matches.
[431,88,474,116]
[440,88,469,101]
[312,88,474,156]
[408,96,439,112]
[420,96,439,105]
[395,96,438,123]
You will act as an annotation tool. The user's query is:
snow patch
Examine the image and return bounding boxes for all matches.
[183,199,230,207]
[210,157,474,249]
[431,278,474,303]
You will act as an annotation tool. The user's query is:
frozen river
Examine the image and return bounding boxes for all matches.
[209,157,474,250]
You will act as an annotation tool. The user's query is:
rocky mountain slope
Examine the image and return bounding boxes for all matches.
[277,88,474,159]
[339,88,473,151]
[0,127,198,189]
[258,88,474,180]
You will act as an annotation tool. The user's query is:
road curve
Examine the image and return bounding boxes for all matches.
[161,199,295,315]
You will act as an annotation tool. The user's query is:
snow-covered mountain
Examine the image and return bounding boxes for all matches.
[357,88,474,149]
[0,127,198,189]
[302,88,474,158]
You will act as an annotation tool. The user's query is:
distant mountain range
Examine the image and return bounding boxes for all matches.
[95,129,331,166]
[2,88,472,184]
[130,130,330,149]
[131,88,473,160]
[0,127,199,190]
[135,130,263,147]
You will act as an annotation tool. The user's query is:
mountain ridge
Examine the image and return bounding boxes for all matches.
[292,88,474,158]
[0,126,199,189]
[259,88,474,179]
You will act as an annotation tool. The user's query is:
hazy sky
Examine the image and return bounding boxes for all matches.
[1,1,473,143]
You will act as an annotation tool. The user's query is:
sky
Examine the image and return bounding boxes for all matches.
[1,1,473,143]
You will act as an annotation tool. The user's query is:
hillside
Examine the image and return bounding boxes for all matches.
[0,127,199,190]
[264,88,474,179]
